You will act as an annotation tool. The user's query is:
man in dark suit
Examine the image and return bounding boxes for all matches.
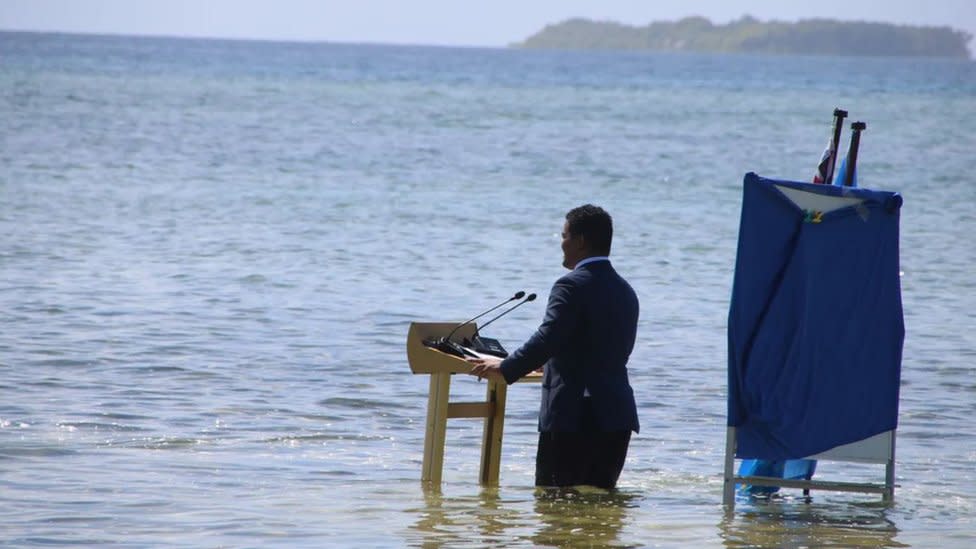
[469,204,639,489]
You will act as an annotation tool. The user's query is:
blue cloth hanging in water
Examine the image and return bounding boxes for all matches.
[728,173,904,460]
[736,458,817,496]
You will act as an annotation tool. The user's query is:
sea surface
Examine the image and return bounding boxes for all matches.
[1,31,975,547]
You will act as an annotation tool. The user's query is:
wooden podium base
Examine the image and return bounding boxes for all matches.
[408,321,539,488]
[422,373,509,487]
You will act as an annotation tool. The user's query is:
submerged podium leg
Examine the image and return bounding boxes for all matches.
[479,379,508,486]
[422,372,451,486]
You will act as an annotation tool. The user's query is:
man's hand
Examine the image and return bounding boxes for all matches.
[467,356,504,381]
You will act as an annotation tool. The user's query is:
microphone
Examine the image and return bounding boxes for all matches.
[423,291,525,358]
[444,291,524,342]
[474,293,536,335]
[466,293,537,357]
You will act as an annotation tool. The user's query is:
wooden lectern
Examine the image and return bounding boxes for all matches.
[407,321,539,488]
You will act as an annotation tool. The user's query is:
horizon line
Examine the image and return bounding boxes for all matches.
[3,26,972,60]
[0,27,510,50]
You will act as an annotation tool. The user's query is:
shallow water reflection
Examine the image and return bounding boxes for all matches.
[531,488,640,548]
[409,487,640,548]
[720,498,905,548]
[405,484,914,548]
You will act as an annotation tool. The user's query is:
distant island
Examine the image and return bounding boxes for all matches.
[515,16,972,58]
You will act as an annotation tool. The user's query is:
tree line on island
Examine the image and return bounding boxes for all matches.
[515,16,972,58]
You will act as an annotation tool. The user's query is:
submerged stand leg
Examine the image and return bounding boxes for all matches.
[422,372,451,487]
[479,379,508,486]
[723,426,737,510]
[883,434,896,502]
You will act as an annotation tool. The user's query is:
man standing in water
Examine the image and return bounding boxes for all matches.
[468,204,639,489]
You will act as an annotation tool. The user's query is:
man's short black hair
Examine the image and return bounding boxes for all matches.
[566,204,613,255]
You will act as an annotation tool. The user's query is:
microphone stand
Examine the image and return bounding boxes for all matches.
[423,292,525,358]
[466,293,537,357]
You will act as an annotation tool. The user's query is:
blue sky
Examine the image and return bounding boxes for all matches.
[1,0,973,49]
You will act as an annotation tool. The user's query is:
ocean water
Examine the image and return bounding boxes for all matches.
[1,31,975,547]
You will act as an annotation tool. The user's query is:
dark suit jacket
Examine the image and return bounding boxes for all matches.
[500,260,640,433]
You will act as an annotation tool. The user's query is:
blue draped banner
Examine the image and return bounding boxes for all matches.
[728,173,904,461]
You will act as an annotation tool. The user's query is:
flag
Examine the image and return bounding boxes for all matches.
[814,109,848,184]
[832,153,858,187]
[812,137,836,184]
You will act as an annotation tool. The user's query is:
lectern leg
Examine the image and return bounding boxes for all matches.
[479,379,508,486]
[422,372,451,486]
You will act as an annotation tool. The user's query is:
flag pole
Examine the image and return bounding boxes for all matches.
[843,121,867,187]
[825,108,848,185]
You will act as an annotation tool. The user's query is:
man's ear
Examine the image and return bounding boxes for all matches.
[575,234,589,252]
